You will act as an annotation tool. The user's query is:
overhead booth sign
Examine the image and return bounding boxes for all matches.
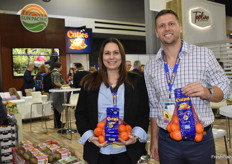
[19,4,48,33]
[189,7,212,29]
[65,27,92,54]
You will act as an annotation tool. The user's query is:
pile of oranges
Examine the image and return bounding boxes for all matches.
[167,116,182,141]
[194,123,204,142]
[94,121,106,143]
[167,116,204,142]
[118,124,132,141]
[93,121,133,143]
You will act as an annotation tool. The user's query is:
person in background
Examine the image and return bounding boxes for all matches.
[75,38,150,164]
[45,65,50,74]
[132,60,143,76]
[49,62,66,128]
[140,64,145,73]
[67,68,75,87]
[2,88,21,101]
[125,60,132,71]
[0,96,7,125]
[73,63,79,73]
[35,64,47,92]
[89,66,97,73]
[144,9,231,164]
[24,64,35,96]
[73,63,89,88]
[45,48,59,71]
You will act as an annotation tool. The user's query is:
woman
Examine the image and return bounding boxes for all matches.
[75,38,150,164]
[2,88,21,101]
[35,64,47,91]
[67,68,75,87]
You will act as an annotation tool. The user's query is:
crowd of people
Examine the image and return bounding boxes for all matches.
[1,9,231,164]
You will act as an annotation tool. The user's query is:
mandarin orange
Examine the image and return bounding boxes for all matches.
[167,123,172,132]
[118,124,126,132]
[119,131,129,141]
[195,123,204,134]
[171,123,180,132]
[125,125,132,132]
[94,127,103,137]
[98,135,105,143]
[171,130,182,141]
[172,116,179,124]
[97,122,106,129]
[194,133,203,142]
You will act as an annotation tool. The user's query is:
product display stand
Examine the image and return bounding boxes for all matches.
[0,119,18,163]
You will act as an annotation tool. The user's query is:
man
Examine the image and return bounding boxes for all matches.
[72,63,80,73]
[49,62,66,128]
[73,63,89,88]
[140,64,145,73]
[144,10,230,164]
[125,60,132,71]
[24,64,35,96]
[132,60,143,76]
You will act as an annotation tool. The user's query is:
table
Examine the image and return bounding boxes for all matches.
[210,101,227,118]
[49,88,80,139]
[219,105,232,148]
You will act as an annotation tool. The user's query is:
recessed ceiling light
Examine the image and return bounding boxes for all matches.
[42,0,51,2]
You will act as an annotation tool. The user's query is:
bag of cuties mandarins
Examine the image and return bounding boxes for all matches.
[93,108,133,144]
[167,88,204,142]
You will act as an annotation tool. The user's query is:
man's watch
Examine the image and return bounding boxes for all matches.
[207,87,214,101]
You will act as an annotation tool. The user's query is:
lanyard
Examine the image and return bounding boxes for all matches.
[110,86,117,108]
[163,44,182,99]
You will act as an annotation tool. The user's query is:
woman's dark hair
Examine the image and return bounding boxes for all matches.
[81,38,132,91]
[68,68,75,76]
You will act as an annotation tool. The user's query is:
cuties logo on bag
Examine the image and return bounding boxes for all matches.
[20,4,48,33]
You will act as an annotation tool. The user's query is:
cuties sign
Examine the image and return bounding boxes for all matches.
[20,4,48,33]
[66,28,92,54]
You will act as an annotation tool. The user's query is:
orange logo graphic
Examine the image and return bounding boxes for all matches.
[20,4,48,32]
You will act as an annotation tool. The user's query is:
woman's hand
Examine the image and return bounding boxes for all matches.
[88,136,108,148]
[113,135,138,146]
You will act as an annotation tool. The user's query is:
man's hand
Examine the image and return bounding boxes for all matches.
[150,139,159,161]
[150,118,159,161]
[181,82,210,100]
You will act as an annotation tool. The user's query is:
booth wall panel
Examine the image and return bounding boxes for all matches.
[0,13,66,92]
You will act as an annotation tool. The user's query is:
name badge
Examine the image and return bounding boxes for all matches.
[163,101,175,123]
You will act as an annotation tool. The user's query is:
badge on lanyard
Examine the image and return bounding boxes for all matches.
[108,86,125,149]
[162,43,182,123]
[162,101,175,123]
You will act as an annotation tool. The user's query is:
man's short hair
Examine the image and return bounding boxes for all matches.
[134,60,141,67]
[155,9,180,27]
[53,62,62,68]
[74,63,83,69]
